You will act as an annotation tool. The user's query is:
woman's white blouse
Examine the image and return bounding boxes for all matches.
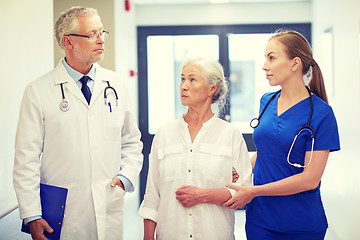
[138,115,252,240]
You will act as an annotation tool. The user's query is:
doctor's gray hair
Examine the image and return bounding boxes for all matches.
[55,6,99,50]
[181,57,228,104]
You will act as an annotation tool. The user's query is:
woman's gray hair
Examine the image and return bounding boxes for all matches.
[54,6,98,50]
[181,57,228,104]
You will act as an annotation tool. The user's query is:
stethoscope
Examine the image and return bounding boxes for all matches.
[250,86,315,168]
[59,80,118,112]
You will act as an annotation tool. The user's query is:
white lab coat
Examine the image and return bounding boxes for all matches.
[13,61,143,240]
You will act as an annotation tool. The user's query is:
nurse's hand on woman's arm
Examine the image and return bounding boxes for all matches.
[221,184,255,209]
[29,218,53,240]
[175,185,232,208]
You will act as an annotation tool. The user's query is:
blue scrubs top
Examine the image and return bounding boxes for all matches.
[246,91,340,233]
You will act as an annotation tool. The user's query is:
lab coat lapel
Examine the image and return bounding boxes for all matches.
[91,64,106,106]
[54,61,90,106]
[91,63,115,107]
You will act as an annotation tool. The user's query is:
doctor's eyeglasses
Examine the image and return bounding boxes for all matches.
[66,30,109,41]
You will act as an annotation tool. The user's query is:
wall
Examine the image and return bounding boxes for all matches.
[114,0,139,121]
[312,0,360,239]
[0,0,54,218]
[136,2,311,26]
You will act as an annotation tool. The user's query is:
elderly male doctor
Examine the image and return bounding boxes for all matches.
[13,6,143,240]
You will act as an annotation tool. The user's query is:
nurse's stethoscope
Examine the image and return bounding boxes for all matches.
[59,80,118,112]
[250,86,315,168]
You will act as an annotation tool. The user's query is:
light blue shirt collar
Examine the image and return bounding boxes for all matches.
[61,58,96,91]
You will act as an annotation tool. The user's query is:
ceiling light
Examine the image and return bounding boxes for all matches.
[209,0,230,4]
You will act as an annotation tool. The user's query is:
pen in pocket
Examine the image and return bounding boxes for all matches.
[108,102,112,112]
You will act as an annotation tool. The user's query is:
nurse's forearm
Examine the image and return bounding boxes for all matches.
[252,174,315,197]
[252,150,329,197]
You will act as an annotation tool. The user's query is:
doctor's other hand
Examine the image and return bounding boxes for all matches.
[29,218,53,240]
[175,185,205,208]
[110,177,125,191]
[221,184,255,209]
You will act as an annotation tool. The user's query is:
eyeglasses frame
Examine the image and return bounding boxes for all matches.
[65,30,109,41]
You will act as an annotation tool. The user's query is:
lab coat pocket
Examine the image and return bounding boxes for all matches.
[106,184,125,212]
[104,106,124,140]
[105,185,125,236]
[195,144,233,184]
[158,145,187,182]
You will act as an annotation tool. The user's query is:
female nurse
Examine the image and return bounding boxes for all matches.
[223,30,340,240]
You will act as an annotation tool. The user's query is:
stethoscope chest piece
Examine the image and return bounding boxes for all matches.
[59,99,70,112]
[250,118,260,128]
[59,83,70,112]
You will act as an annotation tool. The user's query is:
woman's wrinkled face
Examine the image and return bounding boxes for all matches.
[262,39,293,86]
[180,64,213,108]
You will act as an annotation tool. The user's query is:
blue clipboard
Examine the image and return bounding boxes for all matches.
[21,183,68,240]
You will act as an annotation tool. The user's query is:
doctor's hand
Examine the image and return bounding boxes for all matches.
[29,218,53,240]
[175,185,205,208]
[110,177,125,191]
[221,184,255,209]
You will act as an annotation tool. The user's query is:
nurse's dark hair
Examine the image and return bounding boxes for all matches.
[55,6,99,50]
[181,57,228,104]
[270,29,328,104]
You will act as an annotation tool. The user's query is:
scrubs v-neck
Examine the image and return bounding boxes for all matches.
[246,92,340,233]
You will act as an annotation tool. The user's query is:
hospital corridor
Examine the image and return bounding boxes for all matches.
[1,0,360,239]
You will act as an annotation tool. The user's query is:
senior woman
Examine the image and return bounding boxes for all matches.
[138,57,252,240]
